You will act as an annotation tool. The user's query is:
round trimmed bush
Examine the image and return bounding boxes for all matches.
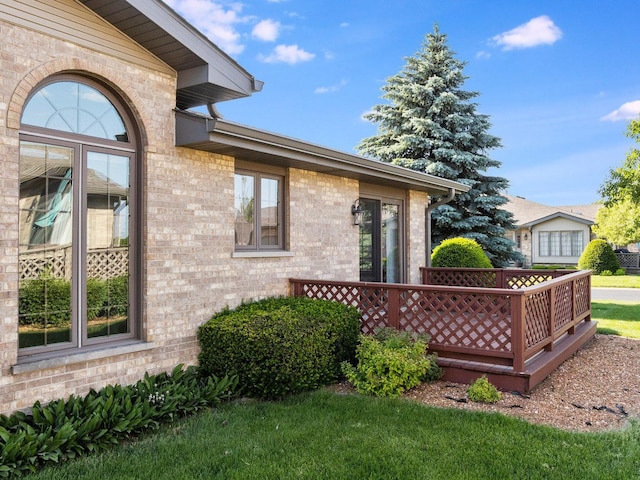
[578,239,620,274]
[198,297,361,399]
[431,237,493,268]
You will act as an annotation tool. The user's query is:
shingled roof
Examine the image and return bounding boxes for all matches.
[503,194,601,227]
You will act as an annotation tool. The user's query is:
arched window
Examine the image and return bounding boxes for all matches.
[18,76,139,355]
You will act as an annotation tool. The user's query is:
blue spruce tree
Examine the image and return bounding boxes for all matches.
[358,26,520,267]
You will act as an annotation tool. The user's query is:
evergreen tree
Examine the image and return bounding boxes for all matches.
[357,26,519,267]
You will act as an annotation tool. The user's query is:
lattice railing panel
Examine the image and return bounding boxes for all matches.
[507,273,553,289]
[300,283,389,335]
[426,269,497,288]
[524,291,550,348]
[553,282,573,331]
[574,276,591,316]
[616,253,640,268]
[399,289,512,352]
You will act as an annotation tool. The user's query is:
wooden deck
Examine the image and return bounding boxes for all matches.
[290,268,595,393]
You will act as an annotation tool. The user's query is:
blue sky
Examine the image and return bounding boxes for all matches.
[166,0,640,206]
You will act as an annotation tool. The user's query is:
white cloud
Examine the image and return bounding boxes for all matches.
[252,19,281,42]
[164,0,248,55]
[314,79,348,94]
[492,15,562,50]
[476,50,491,60]
[340,22,350,28]
[601,100,640,121]
[259,44,315,64]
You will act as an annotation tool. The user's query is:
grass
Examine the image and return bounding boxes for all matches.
[27,391,640,480]
[593,301,640,338]
[591,274,640,288]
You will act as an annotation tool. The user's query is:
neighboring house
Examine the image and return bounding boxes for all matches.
[0,0,468,414]
[503,194,600,267]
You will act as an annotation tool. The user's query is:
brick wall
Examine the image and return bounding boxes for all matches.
[0,17,362,413]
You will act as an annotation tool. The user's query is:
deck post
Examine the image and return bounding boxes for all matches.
[569,278,577,334]
[511,293,526,373]
[546,285,556,351]
[496,269,505,289]
[388,287,400,329]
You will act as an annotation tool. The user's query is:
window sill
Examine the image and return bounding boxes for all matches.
[12,341,156,375]
[232,250,294,258]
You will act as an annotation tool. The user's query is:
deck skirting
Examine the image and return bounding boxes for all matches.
[437,320,597,393]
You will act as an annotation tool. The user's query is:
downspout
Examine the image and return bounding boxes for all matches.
[425,188,456,267]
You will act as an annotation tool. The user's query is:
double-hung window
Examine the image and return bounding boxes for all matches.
[18,76,139,357]
[234,166,285,251]
[539,231,583,257]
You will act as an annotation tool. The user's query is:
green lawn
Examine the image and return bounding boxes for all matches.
[591,274,640,288]
[593,301,640,338]
[28,391,640,480]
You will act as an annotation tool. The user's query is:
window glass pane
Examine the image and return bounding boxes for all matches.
[382,203,400,282]
[19,142,74,348]
[572,232,582,256]
[539,232,549,257]
[561,232,572,256]
[549,232,560,256]
[86,152,130,339]
[22,82,128,142]
[260,177,280,246]
[234,174,255,246]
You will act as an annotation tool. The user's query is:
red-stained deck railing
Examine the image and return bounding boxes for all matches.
[290,269,592,376]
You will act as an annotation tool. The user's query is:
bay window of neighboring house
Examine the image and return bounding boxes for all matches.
[234,163,285,251]
[539,231,583,257]
[18,76,140,357]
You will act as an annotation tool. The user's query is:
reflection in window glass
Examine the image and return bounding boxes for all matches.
[21,82,128,142]
[234,172,283,250]
[382,203,400,283]
[234,174,255,246]
[18,142,74,348]
[86,152,130,339]
[261,178,279,246]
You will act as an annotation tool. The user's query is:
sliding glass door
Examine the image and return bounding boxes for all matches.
[358,198,403,283]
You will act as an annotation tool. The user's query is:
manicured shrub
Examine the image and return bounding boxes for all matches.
[600,270,613,276]
[614,268,626,276]
[431,237,493,268]
[0,365,237,478]
[467,375,501,403]
[198,297,361,399]
[342,328,441,398]
[578,239,620,274]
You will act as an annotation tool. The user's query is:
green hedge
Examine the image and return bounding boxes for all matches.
[198,297,361,399]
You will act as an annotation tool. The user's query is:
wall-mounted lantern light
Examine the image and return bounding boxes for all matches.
[351,199,363,225]
[523,233,529,240]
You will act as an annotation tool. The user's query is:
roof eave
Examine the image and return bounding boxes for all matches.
[79,0,263,108]
[175,110,469,195]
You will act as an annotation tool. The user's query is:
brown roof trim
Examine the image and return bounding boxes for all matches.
[175,110,470,195]
[79,0,263,108]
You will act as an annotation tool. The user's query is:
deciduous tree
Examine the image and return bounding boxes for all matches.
[600,118,640,206]
[593,198,640,246]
